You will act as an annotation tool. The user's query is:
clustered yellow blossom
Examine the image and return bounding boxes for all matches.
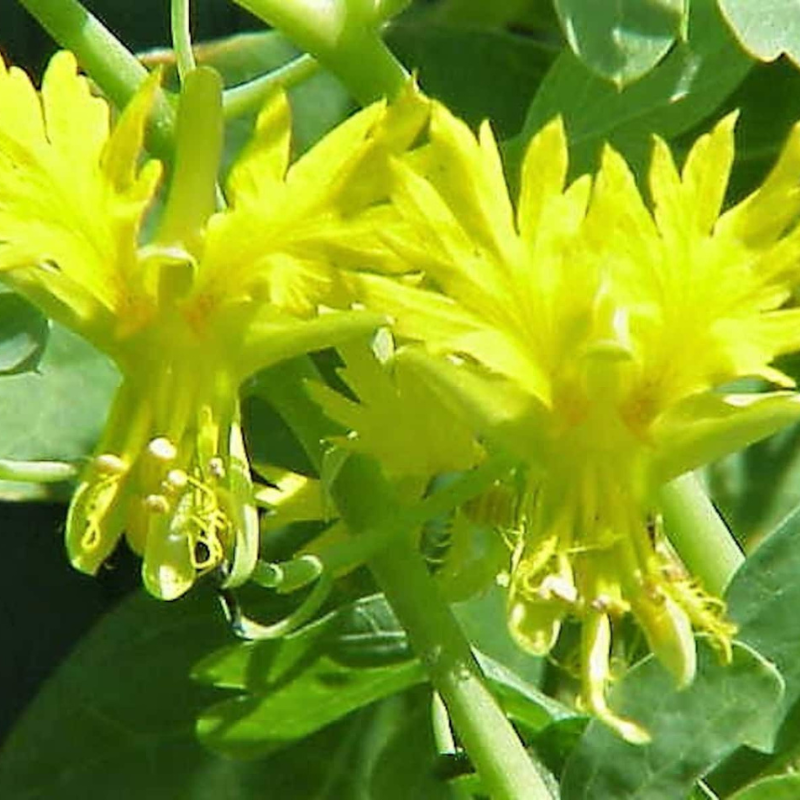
[340,101,800,740]
[0,51,421,598]
[5,46,800,742]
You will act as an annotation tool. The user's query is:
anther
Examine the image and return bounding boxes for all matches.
[539,575,577,604]
[208,457,225,479]
[165,469,189,491]
[645,582,666,604]
[148,437,177,462]
[95,454,127,476]
[591,596,610,612]
[144,494,170,514]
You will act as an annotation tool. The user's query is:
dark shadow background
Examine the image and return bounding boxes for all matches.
[0,0,262,746]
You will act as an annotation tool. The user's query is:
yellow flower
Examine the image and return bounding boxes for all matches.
[345,102,800,740]
[0,51,423,599]
[254,331,504,604]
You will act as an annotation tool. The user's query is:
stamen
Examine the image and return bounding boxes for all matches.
[165,469,189,491]
[538,574,577,604]
[148,437,178,462]
[144,493,170,514]
[95,454,128,475]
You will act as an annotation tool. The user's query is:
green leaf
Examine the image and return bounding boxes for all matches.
[477,650,582,735]
[192,593,413,693]
[326,593,414,668]
[726,507,800,716]
[387,22,558,140]
[194,590,573,760]
[554,0,687,87]
[0,291,49,376]
[196,654,426,759]
[415,0,555,29]
[0,588,236,800]
[510,0,753,179]
[718,0,800,66]
[560,642,784,799]
[0,324,117,501]
[195,593,427,758]
[729,774,800,800]
[0,583,439,799]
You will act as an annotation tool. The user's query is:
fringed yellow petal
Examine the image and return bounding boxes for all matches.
[41,51,108,166]
[418,101,516,261]
[394,346,551,464]
[718,119,800,248]
[200,84,427,309]
[517,117,569,247]
[344,270,484,344]
[235,306,387,378]
[681,111,736,236]
[0,52,161,342]
[286,98,386,199]
[308,335,483,486]
[225,87,291,206]
[0,56,46,145]
[649,134,687,249]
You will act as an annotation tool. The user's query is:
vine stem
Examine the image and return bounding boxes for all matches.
[171,0,197,81]
[223,54,319,120]
[658,472,745,595]
[17,0,176,158]
[258,360,553,799]
[367,506,552,799]
[232,0,408,103]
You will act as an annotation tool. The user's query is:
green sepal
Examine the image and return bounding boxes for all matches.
[651,391,800,484]
[235,308,387,378]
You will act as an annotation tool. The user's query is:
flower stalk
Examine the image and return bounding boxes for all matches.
[171,0,197,82]
[232,0,408,103]
[658,472,745,595]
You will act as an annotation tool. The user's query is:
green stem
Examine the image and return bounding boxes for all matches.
[658,472,745,595]
[380,561,547,798]
[341,458,551,800]
[223,54,319,120]
[261,359,552,800]
[17,0,175,158]
[232,0,408,103]
[171,0,197,81]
